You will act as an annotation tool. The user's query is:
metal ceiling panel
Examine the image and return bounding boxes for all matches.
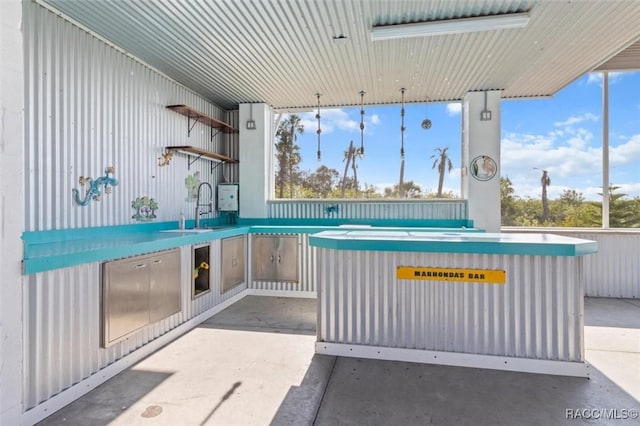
[596,40,640,72]
[40,0,640,110]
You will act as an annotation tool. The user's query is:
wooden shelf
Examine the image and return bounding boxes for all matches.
[167,105,238,135]
[166,146,238,164]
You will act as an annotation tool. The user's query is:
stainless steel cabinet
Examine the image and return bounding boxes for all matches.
[149,249,182,322]
[221,235,245,293]
[252,235,298,282]
[102,256,150,347]
[102,248,181,347]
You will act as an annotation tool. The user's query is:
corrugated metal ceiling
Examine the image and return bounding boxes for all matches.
[40,0,640,110]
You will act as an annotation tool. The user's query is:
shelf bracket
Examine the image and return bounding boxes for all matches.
[211,160,225,174]
[187,113,202,137]
[211,127,222,141]
[187,154,203,170]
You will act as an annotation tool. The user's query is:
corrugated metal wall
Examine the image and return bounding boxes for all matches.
[268,200,467,220]
[23,242,246,409]
[248,234,316,294]
[580,233,639,298]
[502,229,640,299]
[24,1,238,232]
[22,1,245,412]
[317,249,584,362]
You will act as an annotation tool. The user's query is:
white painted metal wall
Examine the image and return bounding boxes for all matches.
[268,200,468,220]
[317,249,584,362]
[23,242,246,410]
[503,229,640,299]
[24,1,238,231]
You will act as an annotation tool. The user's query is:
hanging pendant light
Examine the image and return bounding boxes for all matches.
[315,93,322,161]
[358,90,365,157]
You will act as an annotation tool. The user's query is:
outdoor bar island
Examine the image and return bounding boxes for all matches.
[309,230,597,377]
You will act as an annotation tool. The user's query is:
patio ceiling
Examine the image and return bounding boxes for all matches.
[41,0,640,110]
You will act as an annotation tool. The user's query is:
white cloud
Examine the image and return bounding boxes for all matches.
[610,134,640,166]
[447,103,462,116]
[297,108,379,135]
[501,130,602,181]
[553,113,598,128]
[586,71,625,85]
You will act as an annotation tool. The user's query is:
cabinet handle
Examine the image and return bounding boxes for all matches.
[135,264,147,269]
[278,255,281,263]
[270,255,274,263]
[152,259,162,264]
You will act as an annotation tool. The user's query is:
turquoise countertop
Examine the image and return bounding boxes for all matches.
[309,230,598,257]
[23,222,480,274]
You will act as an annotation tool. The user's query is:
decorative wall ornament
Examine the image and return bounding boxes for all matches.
[358,90,366,156]
[131,196,159,221]
[325,204,339,216]
[72,166,118,206]
[421,102,432,130]
[157,151,173,167]
[315,93,322,161]
[470,155,497,181]
[398,89,407,198]
[184,171,201,202]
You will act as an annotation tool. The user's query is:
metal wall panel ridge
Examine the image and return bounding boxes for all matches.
[24,1,234,231]
[555,232,639,299]
[317,249,583,362]
[502,230,639,299]
[268,200,467,220]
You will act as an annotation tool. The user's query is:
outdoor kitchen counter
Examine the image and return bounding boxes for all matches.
[309,230,597,378]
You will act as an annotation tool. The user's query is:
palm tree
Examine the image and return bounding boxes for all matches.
[341,141,357,197]
[275,115,304,198]
[535,168,551,221]
[431,147,453,198]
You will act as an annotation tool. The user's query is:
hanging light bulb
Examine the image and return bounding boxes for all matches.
[358,90,365,157]
[315,93,322,161]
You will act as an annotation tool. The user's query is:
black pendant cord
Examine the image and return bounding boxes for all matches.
[359,90,365,156]
[400,88,406,159]
[316,93,322,161]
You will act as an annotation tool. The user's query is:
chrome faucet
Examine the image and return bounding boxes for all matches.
[195,182,213,228]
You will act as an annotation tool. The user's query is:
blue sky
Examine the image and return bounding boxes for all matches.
[290,71,640,201]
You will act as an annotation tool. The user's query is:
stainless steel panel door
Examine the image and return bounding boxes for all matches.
[252,235,278,281]
[252,235,298,282]
[276,235,298,282]
[103,256,150,346]
[149,248,181,322]
[221,235,245,293]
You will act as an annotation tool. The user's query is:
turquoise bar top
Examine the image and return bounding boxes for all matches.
[23,221,480,274]
[309,230,598,257]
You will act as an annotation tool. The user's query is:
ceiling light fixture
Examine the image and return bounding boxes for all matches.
[371,12,530,41]
[246,104,256,130]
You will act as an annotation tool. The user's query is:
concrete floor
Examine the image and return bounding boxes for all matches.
[39,296,640,426]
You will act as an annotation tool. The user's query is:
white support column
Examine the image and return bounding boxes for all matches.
[0,0,25,423]
[462,91,502,232]
[238,103,273,218]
